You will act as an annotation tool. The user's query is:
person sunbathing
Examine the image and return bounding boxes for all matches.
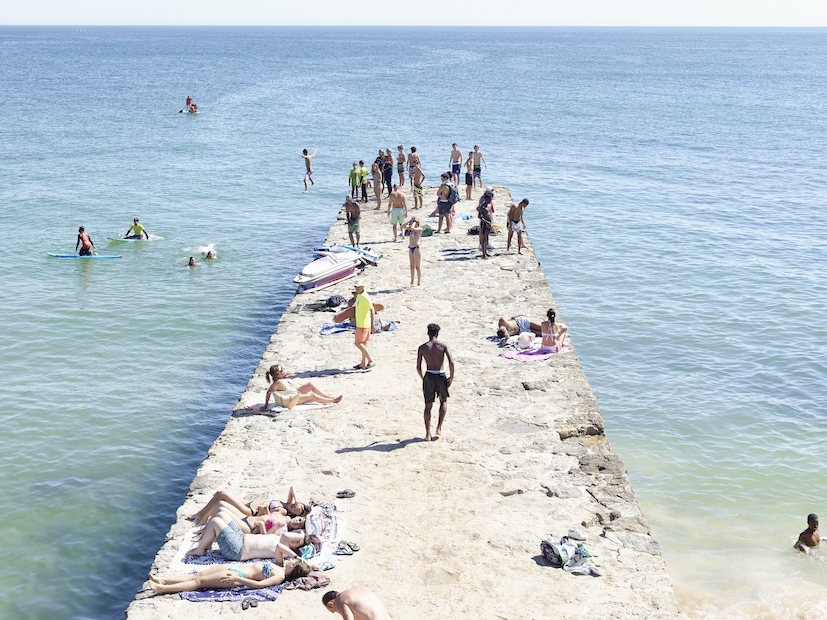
[194,506,305,537]
[496,315,542,339]
[264,364,343,410]
[188,487,309,526]
[540,308,568,352]
[188,515,311,564]
[148,557,311,594]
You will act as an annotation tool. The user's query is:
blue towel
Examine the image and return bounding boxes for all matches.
[179,584,284,602]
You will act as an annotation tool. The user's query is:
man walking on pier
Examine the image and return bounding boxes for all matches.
[353,280,375,371]
[417,323,455,442]
[387,184,407,242]
[345,197,361,248]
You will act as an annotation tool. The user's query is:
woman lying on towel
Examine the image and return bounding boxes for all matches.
[148,557,311,594]
[194,507,305,537]
[540,308,568,353]
[189,487,309,526]
[188,515,312,564]
[264,364,343,410]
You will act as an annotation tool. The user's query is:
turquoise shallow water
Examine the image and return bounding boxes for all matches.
[1,27,826,619]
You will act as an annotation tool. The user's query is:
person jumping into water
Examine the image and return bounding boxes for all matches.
[125,218,149,240]
[76,227,96,256]
[301,149,316,193]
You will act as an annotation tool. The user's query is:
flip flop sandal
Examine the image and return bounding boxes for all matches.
[336,489,356,498]
[346,542,360,552]
[335,542,354,555]
[242,599,250,610]
[249,600,258,608]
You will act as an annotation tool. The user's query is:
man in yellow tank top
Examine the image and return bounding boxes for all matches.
[352,280,375,370]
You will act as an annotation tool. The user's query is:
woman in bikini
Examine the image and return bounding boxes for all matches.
[264,364,343,411]
[540,308,568,352]
[396,145,407,186]
[188,487,309,526]
[149,557,311,594]
[371,162,383,210]
[194,505,306,537]
[188,515,312,563]
[402,217,423,288]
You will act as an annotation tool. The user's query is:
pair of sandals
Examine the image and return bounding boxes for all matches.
[352,362,375,370]
[335,541,360,555]
[241,598,259,610]
[336,489,356,499]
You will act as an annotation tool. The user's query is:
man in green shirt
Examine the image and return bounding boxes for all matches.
[358,160,369,203]
[349,163,360,200]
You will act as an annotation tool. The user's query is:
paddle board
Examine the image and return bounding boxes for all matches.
[334,303,385,324]
[297,269,358,294]
[47,253,122,259]
[314,244,380,265]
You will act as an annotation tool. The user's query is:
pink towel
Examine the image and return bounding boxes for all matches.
[499,346,571,362]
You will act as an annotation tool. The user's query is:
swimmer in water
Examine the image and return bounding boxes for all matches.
[187,257,197,267]
[205,251,216,259]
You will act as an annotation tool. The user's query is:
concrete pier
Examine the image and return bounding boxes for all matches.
[126,185,680,619]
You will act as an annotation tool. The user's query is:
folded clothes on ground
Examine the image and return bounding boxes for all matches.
[320,319,398,335]
[283,571,331,591]
[540,534,602,577]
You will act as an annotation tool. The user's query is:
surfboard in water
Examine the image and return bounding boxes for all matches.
[47,253,122,259]
[107,236,144,243]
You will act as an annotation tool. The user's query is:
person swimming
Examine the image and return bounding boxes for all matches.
[187,257,197,267]
[204,251,216,259]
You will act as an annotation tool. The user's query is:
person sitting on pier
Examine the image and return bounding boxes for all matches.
[188,515,311,564]
[496,315,542,339]
[539,308,568,353]
[189,487,309,526]
[149,558,311,594]
[194,506,306,537]
[264,364,343,410]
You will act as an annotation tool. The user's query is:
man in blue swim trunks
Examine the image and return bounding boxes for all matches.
[449,143,463,186]
[472,144,488,189]
[386,184,407,242]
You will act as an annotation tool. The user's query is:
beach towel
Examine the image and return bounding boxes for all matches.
[179,584,285,603]
[284,571,331,591]
[320,319,398,335]
[241,403,330,415]
[499,346,571,362]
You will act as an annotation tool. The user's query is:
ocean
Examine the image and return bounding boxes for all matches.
[1,26,825,619]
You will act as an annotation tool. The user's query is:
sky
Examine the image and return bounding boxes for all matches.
[1,0,826,26]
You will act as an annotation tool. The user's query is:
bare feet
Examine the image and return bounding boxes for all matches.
[334,395,343,403]
[435,427,442,438]
[186,547,205,557]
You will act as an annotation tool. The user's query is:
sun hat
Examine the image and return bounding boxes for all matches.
[353,279,366,289]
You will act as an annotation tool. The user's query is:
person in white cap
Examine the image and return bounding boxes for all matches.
[352,280,375,370]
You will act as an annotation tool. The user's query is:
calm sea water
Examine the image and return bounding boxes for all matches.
[1,27,825,619]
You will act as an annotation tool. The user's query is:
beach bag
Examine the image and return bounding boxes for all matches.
[447,184,460,205]
[468,225,480,236]
[421,224,433,237]
[326,294,347,308]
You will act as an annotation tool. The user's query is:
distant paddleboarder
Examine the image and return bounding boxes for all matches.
[125,217,149,240]
[76,226,96,256]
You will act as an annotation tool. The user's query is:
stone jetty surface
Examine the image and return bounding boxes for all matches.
[127,186,680,619]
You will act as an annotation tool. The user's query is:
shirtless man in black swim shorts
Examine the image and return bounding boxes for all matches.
[416,323,455,442]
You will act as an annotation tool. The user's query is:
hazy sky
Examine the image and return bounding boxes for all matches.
[2,0,826,26]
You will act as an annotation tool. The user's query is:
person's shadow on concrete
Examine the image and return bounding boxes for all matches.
[336,437,425,454]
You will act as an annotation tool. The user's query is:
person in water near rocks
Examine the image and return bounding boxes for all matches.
[76,226,96,256]
[417,323,455,442]
[149,558,311,594]
[794,513,820,552]
[345,197,361,248]
[496,315,542,339]
[205,250,216,259]
[301,148,316,193]
[322,586,391,619]
[506,199,529,254]
[125,217,150,239]
[187,257,197,267]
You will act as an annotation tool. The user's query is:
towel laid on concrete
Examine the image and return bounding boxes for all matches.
[320,319,398,335]
[241,402,330,414]
[499,346,571,362]
[179,584,285,602]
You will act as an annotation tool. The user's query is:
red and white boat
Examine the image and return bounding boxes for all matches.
[294,252,363,294]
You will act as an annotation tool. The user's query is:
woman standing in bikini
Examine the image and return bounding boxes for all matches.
[540,308,568,352]
[149,557,311,594]
[396,145,407,186]
[371,162,383,210]
[403,217,423,288]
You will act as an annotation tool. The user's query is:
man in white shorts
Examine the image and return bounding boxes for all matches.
[507,198,529,254]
